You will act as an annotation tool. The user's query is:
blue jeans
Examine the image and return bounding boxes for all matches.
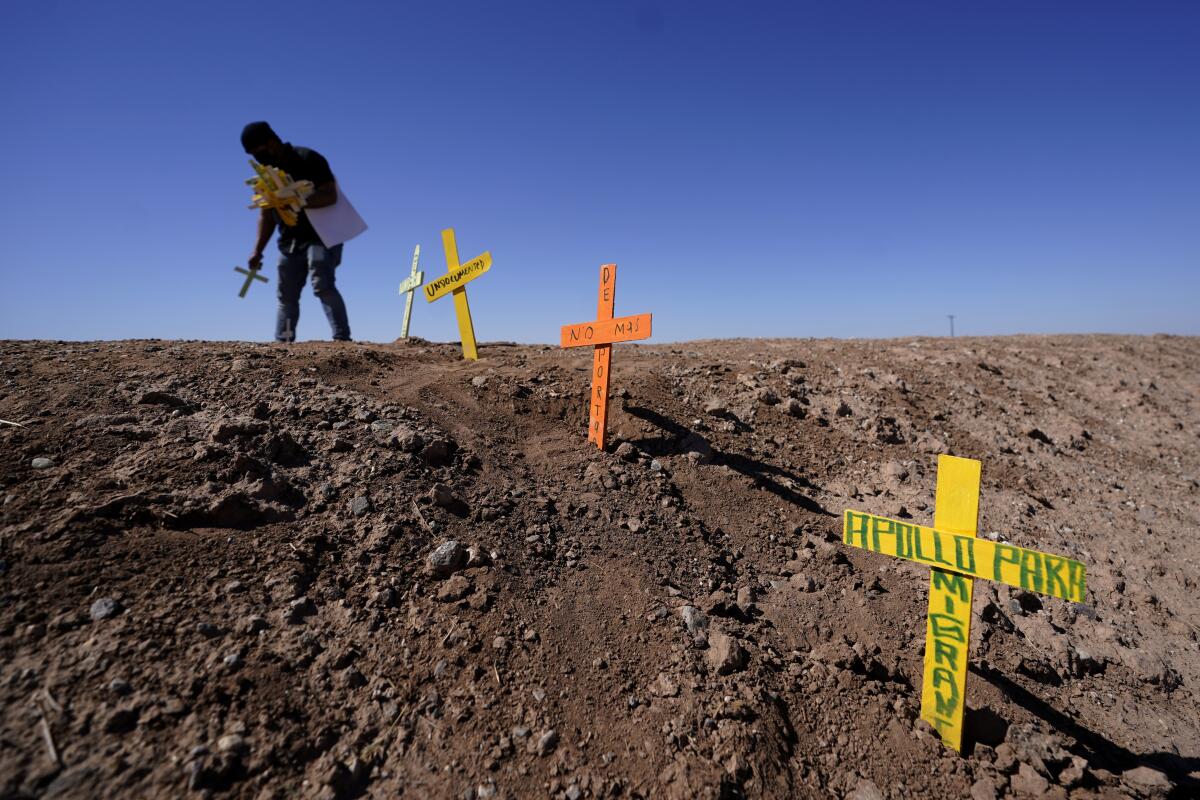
[276,241,351,341]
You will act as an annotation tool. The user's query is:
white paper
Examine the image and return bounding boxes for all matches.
[305,185,368,248]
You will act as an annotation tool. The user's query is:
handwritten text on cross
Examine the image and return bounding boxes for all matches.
[840,455,1088,752]
[559,264,652,450]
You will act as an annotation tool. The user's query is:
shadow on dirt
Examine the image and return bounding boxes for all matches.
[623,405,833,517]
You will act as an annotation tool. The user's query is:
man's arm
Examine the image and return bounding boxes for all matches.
[248,208,277,269]
[305,180,338,209]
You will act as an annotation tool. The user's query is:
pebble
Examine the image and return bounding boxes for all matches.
[706,632,748,674]
[31,457,55,470]
[350,495,372,516]
[679,605,709,634]
[421,438,453,465]
[197,622,220,638]
[223,653,244,669]
[89,597,121,621]
[108,678,132,696]
[428,540,467,578]
[1121,765,1173,796]
[1010,763,1049,796]
[217,734,248,755]
[242,615,269,634]
[847,779,884,800]
[436,574,471,602]
[283,596,316,624]
[431,483,457,508]
[536,729,559,756]
[969,777,998,800]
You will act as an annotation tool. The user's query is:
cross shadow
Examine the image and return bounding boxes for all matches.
[623,405,833,517]
[969,662,1199,792]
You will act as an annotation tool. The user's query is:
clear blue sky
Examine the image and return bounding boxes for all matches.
[1,1,1197,343]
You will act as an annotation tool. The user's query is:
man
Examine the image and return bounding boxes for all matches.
[241,121,352,342]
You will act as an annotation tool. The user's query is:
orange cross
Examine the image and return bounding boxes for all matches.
[560,264,653,450]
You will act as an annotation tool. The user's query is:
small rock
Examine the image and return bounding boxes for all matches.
[283,596,316,624]
[222,653,243,669]
[993,743,1018,773]
[430,483,457,508]
[89,597,121,621]
[108,678,132,696]
[466,546,492,568]
[847,778,884,800]
[615,442,637,461]
[31,457,56,470]
[241,615,269,634]
[422,438,453,466]
[492,636,509,651]
[217,734,248,755]
[969,777,998,800]
[536,729,559,756]
[196,622,220,638]
[138,390,187,407]
[436,574,471,602]
[1010,763,1049,796]
[393,427,424,453]
[788,573,816,592]
[428,540,467,577]
[782,398,805,418]
[755,387,780,405]
[471,375,488,388]
[1058,756,1088,788]
[650,673,679,698]
[835,400,853,417]
[105,708,138,734]
[350,495,372,517]
[703,398,729,417]
[210,418,268,443]
[736,586,754,612]
[679,605,708,634]
[706,632,748,675]
[1120,765,1173,797]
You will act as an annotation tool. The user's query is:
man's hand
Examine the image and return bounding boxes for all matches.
[248,252,264,270]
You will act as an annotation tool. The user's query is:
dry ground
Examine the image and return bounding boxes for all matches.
[1,334,1197,799]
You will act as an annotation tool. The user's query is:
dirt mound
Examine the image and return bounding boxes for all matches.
[1,335,1198,799]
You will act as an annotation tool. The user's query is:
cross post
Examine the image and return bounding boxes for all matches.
[559,264,653,450]
[425,228,492,361]
[840,455,1088,752]
[398,244,423,338]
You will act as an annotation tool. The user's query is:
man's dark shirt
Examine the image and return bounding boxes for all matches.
[261,143,335,247]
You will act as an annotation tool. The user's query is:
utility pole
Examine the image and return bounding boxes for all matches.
[947,315,956,338]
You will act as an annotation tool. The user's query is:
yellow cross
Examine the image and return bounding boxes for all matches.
[841,455,1087,752]
[246,160,313,227]
[425,228,492,361]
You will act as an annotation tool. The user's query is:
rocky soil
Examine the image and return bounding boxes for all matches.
[1,334,1197,799]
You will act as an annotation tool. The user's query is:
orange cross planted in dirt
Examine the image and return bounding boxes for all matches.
[559,264,652,450]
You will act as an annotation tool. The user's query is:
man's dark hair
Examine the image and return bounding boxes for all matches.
[241,121,280,152]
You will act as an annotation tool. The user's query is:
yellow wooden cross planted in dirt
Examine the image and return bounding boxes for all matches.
[397,244,423,339]
[559,264,653,450]
[234,266,268,298]
[425,228,492,361]
[841,455,1088,752]
[246,160,313,227]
